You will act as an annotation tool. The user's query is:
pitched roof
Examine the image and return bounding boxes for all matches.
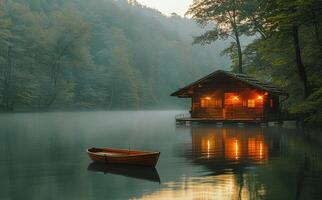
[171,70,288,97]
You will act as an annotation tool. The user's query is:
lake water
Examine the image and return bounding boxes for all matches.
[0,111,322,200]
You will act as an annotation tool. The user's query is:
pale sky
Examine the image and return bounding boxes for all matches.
[136,0,193,17]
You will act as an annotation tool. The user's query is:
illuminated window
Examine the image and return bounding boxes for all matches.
[200,98,222,108]
[248,99,255,108]
[200,98,210,108]
[224,93,241,105]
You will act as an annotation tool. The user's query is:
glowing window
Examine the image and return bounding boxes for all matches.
[200,98,222,108]
[224,93,241,105]
[200,98,210,108]
[248,99,255,108]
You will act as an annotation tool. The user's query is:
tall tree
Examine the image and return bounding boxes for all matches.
[187,0,246,73]
[35,9,91,108]
[240,0,271,39]
[242,0,322,122]
[0,2,37,111]
[267,0,316,98]
[0,6,12,110]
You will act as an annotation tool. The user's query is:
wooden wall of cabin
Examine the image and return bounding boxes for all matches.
[190,76,269,120]
[191,88,225,119]
[192,90,265,120]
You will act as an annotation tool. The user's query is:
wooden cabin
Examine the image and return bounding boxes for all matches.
[171,70,288,122]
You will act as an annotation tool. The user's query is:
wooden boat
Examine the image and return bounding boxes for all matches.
[87,162,161,183]
[87,147,160,167]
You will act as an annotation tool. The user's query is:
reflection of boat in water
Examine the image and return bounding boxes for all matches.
[87,147,160,167]
[87,162,161,183]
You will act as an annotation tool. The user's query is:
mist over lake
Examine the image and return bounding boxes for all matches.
[1,0,322,199]
[1,111,322,200]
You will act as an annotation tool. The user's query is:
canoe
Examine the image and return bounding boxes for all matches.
[87,147,160,167]
[87,162,161,183]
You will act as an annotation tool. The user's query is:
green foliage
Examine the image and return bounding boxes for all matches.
[290,88,322,123]
[185,0,320,123]
[2,0,320,124]
[242,0,322,123]
[187,0,260,73]
[0,0,229,111]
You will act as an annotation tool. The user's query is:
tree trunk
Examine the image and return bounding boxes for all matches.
[230,6,243,74]
[4,47,13,111]
[234,30,243,73]
[292,25,309,98]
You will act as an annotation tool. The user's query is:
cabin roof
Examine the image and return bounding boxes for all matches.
[171,70,288,97]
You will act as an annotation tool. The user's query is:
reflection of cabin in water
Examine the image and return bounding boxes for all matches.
[171,70,288,122]
[181,126,281,174]
[190,127,269,163]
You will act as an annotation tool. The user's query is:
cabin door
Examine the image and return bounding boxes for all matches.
[223,93,239,120]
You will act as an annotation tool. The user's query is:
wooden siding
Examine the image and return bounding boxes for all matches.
[190,77,268,120]
[180,72,280,121]
[193,108,224,119]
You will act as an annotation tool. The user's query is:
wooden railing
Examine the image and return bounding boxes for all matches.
[175,113,190,119]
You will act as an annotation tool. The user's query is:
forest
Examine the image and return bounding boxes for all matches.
[0,0,230,111]
[0,0,321,123]
[187,0,322,123]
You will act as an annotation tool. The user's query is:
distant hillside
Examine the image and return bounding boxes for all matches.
[0,0,231,111]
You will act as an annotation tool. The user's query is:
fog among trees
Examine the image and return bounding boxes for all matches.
[0,0,230,111]
[1,0,322,123]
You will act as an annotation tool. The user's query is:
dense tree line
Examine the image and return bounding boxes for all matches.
[0,0,229,111]
[2,0,320,123]
[188,0,322,123]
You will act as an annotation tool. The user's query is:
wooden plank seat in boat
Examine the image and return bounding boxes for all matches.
[94,152,126,157]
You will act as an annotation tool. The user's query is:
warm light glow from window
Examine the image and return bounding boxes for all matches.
[194,128,269,163]
[248,99,255,108]
[260,143,263,160]
[248,138,267,162]
[199,136,217,159]
[235,140,239,160]
[200,97,222,108]
[207,140,210,158]
[200,98,209,108]
[224,93,240,105]
[225,138,240,160]
[231,96,241,104]
[257,95,263,101]
[233,96,239,101]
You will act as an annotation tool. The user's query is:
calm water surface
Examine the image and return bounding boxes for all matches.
[0,111,322,200]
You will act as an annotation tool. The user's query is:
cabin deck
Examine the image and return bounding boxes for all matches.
[175,113,283,125]
[176,117,265,124]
